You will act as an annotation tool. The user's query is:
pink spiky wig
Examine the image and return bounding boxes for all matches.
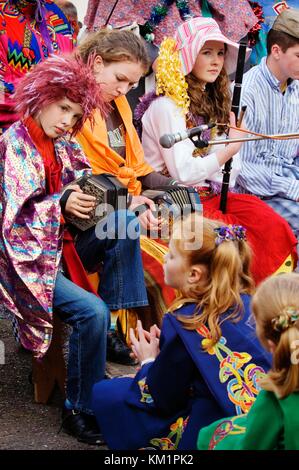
[13,54,107,134]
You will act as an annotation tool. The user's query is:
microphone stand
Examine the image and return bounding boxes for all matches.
[204,132,299,145]
[219,37,248,213]
[189,133,210,149]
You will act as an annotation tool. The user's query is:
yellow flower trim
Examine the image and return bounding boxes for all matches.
[156,37,190,115]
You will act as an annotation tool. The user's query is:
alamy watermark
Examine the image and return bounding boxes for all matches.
[94,197,204,250]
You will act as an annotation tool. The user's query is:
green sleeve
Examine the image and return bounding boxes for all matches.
[239,390,283,450]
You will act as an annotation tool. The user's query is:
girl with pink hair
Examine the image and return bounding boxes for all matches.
[0,54,148,445]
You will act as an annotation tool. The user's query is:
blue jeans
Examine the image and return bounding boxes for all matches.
[75,210,148,309]
[54,272,110,414]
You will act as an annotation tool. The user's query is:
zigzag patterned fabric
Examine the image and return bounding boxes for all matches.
[0,0,74,133]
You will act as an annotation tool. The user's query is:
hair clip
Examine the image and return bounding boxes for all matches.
[214,226,235,246]
[232,225,247,241]
[272,306,299,332]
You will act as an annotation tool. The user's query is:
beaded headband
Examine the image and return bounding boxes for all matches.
[272,307,299,332]
[214,225,247,246]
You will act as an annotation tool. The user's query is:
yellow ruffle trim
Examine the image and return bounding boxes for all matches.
[156,37,190,115]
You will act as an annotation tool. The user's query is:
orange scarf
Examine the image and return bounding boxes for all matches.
[76,95,153,195]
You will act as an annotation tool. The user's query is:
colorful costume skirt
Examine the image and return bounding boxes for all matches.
[141,192,297,324]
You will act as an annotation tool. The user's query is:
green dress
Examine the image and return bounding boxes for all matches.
[197,390,299,450]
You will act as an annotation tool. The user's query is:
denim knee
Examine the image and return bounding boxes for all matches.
[87,297,110,333]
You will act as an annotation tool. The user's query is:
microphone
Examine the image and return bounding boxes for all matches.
[159,123,216,148]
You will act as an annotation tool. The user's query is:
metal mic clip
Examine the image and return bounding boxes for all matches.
[189,122,216,149]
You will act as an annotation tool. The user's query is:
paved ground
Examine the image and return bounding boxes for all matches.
[0,318,136,450]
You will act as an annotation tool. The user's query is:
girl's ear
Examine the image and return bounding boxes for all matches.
[93,55,104,74]
[188,265,207,285]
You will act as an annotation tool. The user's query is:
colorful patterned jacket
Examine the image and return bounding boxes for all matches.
[0,0,73,133]
[0,119,90,357]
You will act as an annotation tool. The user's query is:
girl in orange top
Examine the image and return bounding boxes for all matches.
[76,29,177,232]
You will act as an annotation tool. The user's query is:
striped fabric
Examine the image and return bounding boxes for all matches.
[177,21,215,75]
[174,17,251,76]
[237,57,299,236]
[237,57,299,199]
[261,196,299,241]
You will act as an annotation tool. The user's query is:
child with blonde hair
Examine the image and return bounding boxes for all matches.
[198,272,299,450]
[91,214,271,450]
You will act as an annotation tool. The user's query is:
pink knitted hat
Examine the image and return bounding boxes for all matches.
[175,17,251,76]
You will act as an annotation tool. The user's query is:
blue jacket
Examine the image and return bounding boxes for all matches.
[92,294,271,450]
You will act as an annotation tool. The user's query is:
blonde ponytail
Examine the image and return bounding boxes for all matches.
[252,273,299,398]
[170,215,253,346]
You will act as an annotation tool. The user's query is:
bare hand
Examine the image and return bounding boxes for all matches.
[129,320,160,364]
[64,185,96,219]
[227,111,247,155]
[129,195,160,231]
